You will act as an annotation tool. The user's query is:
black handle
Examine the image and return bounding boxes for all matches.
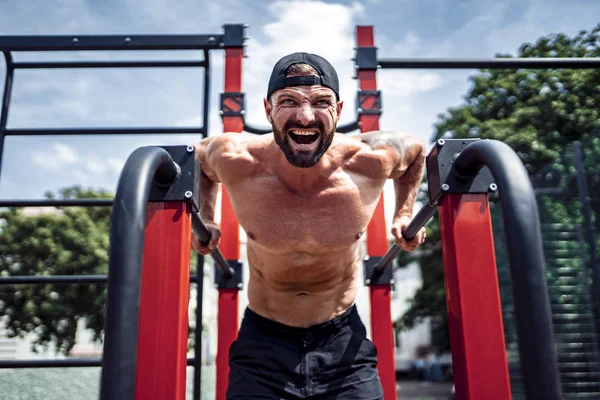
[191,213,234,277]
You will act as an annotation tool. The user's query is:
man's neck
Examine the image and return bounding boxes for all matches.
[266,139,337,195]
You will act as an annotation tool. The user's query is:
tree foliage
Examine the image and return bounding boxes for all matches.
[398,24,600,351]
[0,186,112,354]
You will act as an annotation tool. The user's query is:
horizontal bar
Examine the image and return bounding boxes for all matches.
[374,201,438,272]
[0,275,107,284]
[0,357,197,369]
[0,274,201,285]
[191,213,234,277]
[378,57,600,70]
[0,35,224,52]
[338,120,359,133]
[13,60,207,69]
[0,199,112,207]
[5,127,205,136]
[243,119,360,135]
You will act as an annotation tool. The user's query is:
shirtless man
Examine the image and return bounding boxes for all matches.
[193,52,426,399]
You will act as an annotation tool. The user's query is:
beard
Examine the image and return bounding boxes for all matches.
[273,119,335,168]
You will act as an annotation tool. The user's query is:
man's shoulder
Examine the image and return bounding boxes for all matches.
[204,132,271,159]
[202,132,271,179]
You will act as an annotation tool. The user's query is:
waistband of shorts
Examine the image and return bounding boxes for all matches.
[242,304,359,336]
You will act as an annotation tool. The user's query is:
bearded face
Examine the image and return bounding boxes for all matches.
[273,118,335,168]
[267,86,340,168]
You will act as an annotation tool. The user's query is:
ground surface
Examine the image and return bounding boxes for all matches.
[0,366,453,399]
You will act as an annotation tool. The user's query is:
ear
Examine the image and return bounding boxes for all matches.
[263,98,273,124]
[335,99,344,123]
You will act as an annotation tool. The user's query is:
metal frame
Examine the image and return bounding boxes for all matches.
[0,25,245,400]
[1,22,598,400]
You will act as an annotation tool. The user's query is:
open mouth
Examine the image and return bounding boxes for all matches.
[288,129,320,146]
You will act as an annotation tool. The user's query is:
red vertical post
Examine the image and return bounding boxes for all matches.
[356,25,396,400]
[135,202,192,400]
[438,194,512,400]
[216,46,244,400]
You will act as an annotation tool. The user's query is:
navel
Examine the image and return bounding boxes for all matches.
[355,232,364,240]
[247,231,256,240]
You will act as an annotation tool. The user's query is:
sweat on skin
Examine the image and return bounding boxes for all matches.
[192,63,426,328]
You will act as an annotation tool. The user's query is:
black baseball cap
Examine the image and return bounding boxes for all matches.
[266,52,340,100]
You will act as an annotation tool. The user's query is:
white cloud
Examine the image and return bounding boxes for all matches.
[379,71,442,98]
[238,0,367,129]
[32,143,80,170]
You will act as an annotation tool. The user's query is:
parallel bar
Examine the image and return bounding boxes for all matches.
[0,274,200,285]
[99,146,179,400]
[135,202,191,400]
[13,60,207,69]
[438,194,512,400]
[0,357,197,369]
[378,57,600,69]
[373,201,438,272]
[453,139,561,400]
[193,254,205,400]
[202,49,211,137]
[0,34,225,51]
[356,25,396,400]
[0,51,14,178]
[216,44,244,400]
[0,199,112,207]
[5,127,204,136]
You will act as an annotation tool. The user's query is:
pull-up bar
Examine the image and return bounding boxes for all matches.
[377,57,600,69]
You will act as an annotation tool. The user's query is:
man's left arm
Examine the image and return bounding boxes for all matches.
[360,131,426,251]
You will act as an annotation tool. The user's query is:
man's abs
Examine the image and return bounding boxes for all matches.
[245,243,360,328]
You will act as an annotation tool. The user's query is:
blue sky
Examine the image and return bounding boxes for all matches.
[0,0,599,201]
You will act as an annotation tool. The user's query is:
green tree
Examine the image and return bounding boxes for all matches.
[398,24,600,351]
[0,186,112,354]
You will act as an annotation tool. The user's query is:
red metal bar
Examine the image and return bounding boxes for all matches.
[216,46,244,400]
[438,194,512,400]
[356,25,396,400]
[135,202,192,400]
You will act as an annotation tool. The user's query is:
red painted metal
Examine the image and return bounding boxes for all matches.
[356,25,396,400]
[135,202,191,400]
[222,48,245,133]
[216,46,244,400]
[438,194,512,400]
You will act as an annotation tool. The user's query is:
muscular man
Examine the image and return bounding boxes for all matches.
[193,52,426,399]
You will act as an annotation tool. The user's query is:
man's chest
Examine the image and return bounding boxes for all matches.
[225,173,383,252]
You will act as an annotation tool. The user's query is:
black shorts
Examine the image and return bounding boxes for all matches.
[226,305,383,399]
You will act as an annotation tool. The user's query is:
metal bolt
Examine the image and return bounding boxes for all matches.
[441,184,450,192]
[437,139,446,146]
[186,145,195,153]
[237,283,243,289]
[489,183,498,192]
[213,283,219,288]
[208,36,215,43]
[72,37,79,43]
[124,37,131,43]
[184,191,193,199]
[364,279,371,285]
[390,279,395,285]
[219,43,225,47]
[357,108,363,113]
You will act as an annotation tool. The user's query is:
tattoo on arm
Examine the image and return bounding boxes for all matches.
[360,130,413,160]
[360,131,425,221]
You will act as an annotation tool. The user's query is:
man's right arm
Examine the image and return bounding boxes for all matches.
[192,136,224,254]
[195,137,220,224]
